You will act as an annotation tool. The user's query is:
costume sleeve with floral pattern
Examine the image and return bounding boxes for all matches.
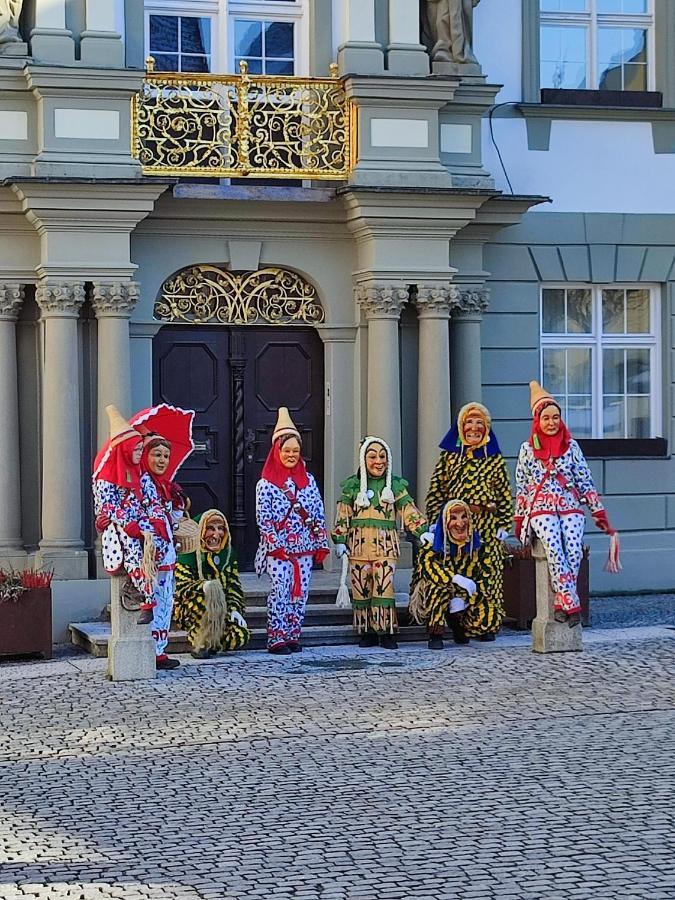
[255,479,285,555]
[307,475,330,550]
[569,440,604,514]
[93,479,152,532]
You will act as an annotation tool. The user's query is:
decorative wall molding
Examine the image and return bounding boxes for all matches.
[413,283,461,315]
[355,281,410,319]
[454,288,490,319]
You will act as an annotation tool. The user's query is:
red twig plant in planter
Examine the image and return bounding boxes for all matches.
[0,568,54,660]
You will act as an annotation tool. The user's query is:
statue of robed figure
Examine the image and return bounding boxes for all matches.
[421,0,481,67]
[0,0,23,45]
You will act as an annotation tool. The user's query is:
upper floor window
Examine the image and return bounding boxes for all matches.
[540,285,661,439]
[148,14,213,72]
[539,0,654,91]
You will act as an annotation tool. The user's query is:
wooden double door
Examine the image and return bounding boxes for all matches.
[153,325,324,569]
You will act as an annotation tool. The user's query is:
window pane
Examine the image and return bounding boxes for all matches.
[153,53,179,72]
[602,289,624,333]
[603,348,625,395]
[235,20,263,57]
[542,289,565,333]
[597,0,647,12]
[627,348,650,394]
[566,288,592,334]
[567,348,592,393]
[266,59,295,75]
[181,55,210,73]
[540,0,587,10]
[603,396,625,437]
[150,15,178,52]
[626,289,650,333]
[236,56,263,74]
[627,396,650,438]
[623,62,647,91]
[265,21,293,58]
[181,17,211,54]
[540,25,587,89]
[543,348,566,395]
[599,28,647,91]
[567,397,593,437]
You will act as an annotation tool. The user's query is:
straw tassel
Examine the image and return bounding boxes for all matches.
[335,554,352,608]
[193,579,229,651]
[141,530,158,586]
[604,532,622,574]
[408,581,428,625]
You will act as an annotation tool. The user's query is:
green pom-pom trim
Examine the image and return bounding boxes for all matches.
[456,436,462,447]
[533,434,541,450]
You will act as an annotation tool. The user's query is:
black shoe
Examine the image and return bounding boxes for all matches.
[190,648,211,660]
[427,636,444,650]
[554,609,568,624]
[358,632,379,648]
[479,633,496,642]
[156,655,180,670]
[268,644,292,656]
[287,641,302,653]
[449,613,470,645]
[137,607,154,625]
[567,611,581,628]
[379,634,398,650]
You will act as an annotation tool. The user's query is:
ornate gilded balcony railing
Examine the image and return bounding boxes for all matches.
[131,59,354,180]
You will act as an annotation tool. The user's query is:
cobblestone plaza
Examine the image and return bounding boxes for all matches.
[1,629,674,900]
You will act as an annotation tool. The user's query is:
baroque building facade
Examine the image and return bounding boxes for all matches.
[0,0,674,638]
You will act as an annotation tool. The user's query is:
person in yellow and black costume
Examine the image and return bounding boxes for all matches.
[411,499,487,649]
[174,510,250,658]
[332,436,433,650]
[421,402,512,641]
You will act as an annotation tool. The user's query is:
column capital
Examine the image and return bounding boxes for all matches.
[414,283,461,317]
[0,284,25,321]
[36,281,86,317]
[355,281,410,319]
[91,281,140,318]
[454,288,490,320]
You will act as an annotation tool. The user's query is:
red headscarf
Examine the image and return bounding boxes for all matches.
[261,437,309,491]
[92,431,143,493]
[530,400,572,461]
[141,436,174,501]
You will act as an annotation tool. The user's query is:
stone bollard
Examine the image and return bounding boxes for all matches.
[531,538,582,654]
[107,576,156,681]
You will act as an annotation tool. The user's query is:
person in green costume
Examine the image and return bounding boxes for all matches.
[174,509,250,658]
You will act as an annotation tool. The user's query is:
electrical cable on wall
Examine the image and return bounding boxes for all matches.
[487,101,524,196]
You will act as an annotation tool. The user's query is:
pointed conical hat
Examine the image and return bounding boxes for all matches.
[272,406,300,444]
[529,381,558,416]
[106,404,140,448]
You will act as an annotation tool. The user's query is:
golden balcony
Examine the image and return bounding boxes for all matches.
[131,59,354,180]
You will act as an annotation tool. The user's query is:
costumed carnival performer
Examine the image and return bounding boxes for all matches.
[410,500,486,649]
[414,402,512,642]
[515,381,621,628]
[255,407,330,655]
[92,406,174,666]
[332,437,433,650]
[174,510,250,658]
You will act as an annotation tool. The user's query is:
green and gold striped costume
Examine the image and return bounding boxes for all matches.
[417,544,488,634]
[422,451,512,636]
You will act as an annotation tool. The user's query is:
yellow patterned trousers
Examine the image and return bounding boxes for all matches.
[350,557,398,634]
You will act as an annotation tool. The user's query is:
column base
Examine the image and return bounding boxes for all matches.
[387,44,429,77]
[338,42,385,76]
[29,28,76,65]
[80,32,124,68]
[36,547,89,580]
[432,60,484,79]
[0,42,29,58]
[0,548,28,569]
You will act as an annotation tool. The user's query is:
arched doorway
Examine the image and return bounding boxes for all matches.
[152,265,325,569]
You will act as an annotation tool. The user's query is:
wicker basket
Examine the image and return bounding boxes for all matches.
[174,516,200,555]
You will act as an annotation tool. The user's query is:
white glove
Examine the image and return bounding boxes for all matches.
[452,573,477,595]
[419,531,434,547]
[496,528,509,542]
[334,543,348,558]
[429,523,437,533]
[230,610,247,628]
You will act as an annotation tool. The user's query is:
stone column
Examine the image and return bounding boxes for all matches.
[333,0,384,75]
[35,280,88,579]
[356,281,409,471]
[387,0,429,76]
[30,0,75,64]
[91,281,140,447]
[0,284,27,565]
[81,0,124,68]
[416,283,459,499]
[531,538,583,653]
[450,288,489,415]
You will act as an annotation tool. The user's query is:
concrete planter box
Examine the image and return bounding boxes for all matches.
[503,549,590,631]
[0,588,53,659]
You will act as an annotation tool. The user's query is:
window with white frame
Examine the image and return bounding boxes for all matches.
[539,0,654,91]
[230,1,302,75]
[540,286,661,439]
[148,13,214,72]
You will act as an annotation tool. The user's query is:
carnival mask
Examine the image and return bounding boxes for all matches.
[131,441,143,465]
[202,516,226,552]
[447,506,470,544]
[147,443,171,476]
[462,413,487,447]
[279,436,301,469]
[538,404,562,436]
[365,443,388,478]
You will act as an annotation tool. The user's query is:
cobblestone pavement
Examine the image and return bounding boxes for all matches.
[1,627,675,900]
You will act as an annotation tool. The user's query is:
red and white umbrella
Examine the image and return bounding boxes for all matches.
[130,403,195,481]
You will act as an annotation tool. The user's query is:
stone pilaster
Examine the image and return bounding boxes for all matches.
[387,0,429,76]
[333,0,384,75]
[35,279,88,579]
[450,287,489,413]
[415,283,461,497]
[0,284,27,562]
[80,0,124,68]
[29,0,75,64]
[91,281,140,447]
[356,280,409,471]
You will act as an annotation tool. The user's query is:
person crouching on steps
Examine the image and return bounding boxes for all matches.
[332,436,433,650]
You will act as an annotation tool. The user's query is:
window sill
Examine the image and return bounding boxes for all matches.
[577,438,668,459]
[540,89,663,109]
